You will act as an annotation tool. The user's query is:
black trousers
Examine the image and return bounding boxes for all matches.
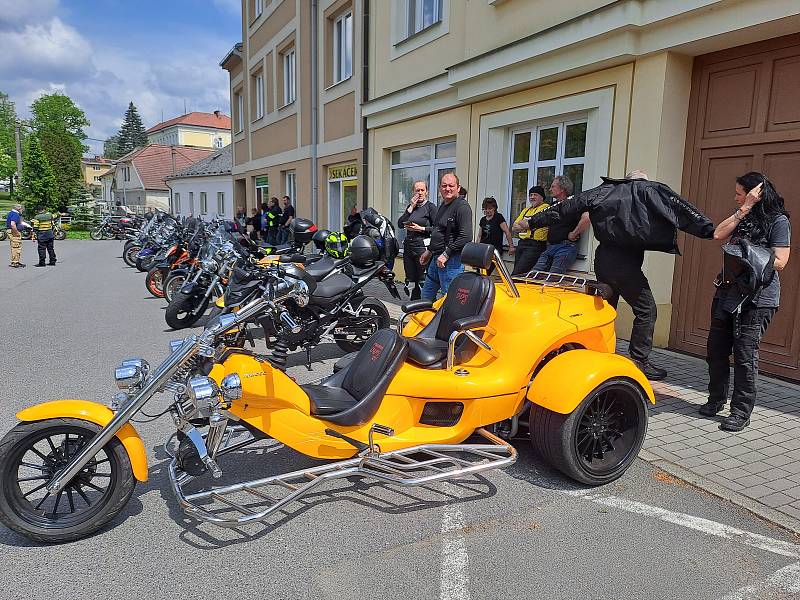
[37,232,56,264]
[403,242,426,300]
[512,239,546,276]
[706,301,775,418]
[594,244,656,363]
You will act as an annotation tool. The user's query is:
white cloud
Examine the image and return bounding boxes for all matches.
[0,0,59,27]
[0,17,92,80]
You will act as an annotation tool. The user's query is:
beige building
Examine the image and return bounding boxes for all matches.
[80,156,113,193]
[146,111,232,149]
[221,0,363,231]
[363,0,800,380]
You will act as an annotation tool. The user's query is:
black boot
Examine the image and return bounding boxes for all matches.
[633,359,667,381]
[720,413,750,432]
[699,401,725,417]
[34,263,46,267]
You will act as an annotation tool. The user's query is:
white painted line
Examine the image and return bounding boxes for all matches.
[717,562,800,599]
[441,507,470,600]
[575,493,800,559]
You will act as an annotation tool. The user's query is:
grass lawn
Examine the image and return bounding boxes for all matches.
[0,192,13,216]
[66,230,91,240]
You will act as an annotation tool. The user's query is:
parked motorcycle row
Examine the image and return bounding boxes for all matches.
[0,217,67,241]
[0,206,654,544]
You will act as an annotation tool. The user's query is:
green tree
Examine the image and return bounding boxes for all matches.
[19,135,59,214]
[117,102,148,155]
[0,93,19,193]
[0,152,15,185]
[104,133,123,159]
[30,93,89,208]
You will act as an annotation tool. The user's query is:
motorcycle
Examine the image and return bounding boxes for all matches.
[91,215,140,241]
[0,243,653,543]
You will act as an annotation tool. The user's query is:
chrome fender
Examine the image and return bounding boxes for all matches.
[16,400,149,482]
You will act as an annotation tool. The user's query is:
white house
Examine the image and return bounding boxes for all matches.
[165,145,233,220]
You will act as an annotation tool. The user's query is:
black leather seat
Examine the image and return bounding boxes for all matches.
[303,328,408,426]
[403,242,496,369]
[310,272,353,305]
[303,255,338,281]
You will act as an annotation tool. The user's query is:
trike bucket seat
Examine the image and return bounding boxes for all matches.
[302,328,408,426]
[403,242,495,369]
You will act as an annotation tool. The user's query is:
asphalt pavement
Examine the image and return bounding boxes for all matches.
[1,240,799,600]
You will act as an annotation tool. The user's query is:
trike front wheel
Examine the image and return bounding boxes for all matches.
[0,418,135,543]
[530,378,648,485]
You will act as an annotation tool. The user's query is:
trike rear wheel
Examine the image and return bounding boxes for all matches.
[530,378,648,485]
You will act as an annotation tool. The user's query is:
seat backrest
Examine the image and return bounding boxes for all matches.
[322,328,408,426]
[434,271,494,341]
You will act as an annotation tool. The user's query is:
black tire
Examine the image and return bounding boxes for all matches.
[135,255,155,272]
[54,229,66,241]
[333,298,391,353]
[530,378,648,485]
[0,418,135,544]
[163,273,187,304]
[0,229,6,242]
[145,267,166,298]
[123,244,141,268]
[21,229,32,240]
[165,291,210,329]
[89,227,104,241]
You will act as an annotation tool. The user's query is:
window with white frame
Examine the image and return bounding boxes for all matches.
[282,48,296,106]
[390,140,456,243]
[507,119,587,224]
[174,192,181,214]
[255,0,263,18]
[406,0,442,38]
[217,192,225,216]
[200,192,208,215]
[333,11,353,84]
[285,171,296,203]
[236,93,244,133]
[255,73,264,120]
[188,191,194,215]
[213,136,224,149]
[92,165,101,171]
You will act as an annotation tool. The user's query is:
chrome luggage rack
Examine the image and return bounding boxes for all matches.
[513,271,589,292]
[168,427,517,528]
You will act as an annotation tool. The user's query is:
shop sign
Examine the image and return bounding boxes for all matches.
[255,176,269,188]
[328,163,357,180]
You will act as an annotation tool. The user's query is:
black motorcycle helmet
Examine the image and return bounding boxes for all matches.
[291,218,318,245]
[312,229,332,252]
[349,235,379,267]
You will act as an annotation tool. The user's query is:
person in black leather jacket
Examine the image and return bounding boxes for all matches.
[398,180,438,300]
[528,170,715,381]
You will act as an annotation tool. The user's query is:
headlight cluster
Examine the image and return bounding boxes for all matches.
[200,258,218,273]
[114,357,150,390]
[186,373,242,410]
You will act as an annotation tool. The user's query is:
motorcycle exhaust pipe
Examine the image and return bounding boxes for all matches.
[279,310,302,334]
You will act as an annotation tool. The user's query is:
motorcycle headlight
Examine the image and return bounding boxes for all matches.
[169,339,184,353]
[200,259,218,273]
[187,376,219,406]
[114,358,149,390]
[220,373,242,401]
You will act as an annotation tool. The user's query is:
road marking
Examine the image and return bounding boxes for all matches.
[441,507,470,600]
[717,562,800,599]
[566,491,800,559]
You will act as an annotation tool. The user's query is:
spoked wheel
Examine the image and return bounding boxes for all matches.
[54,229,66,241]
[333,299,391,352]
[0,418,135,543]
[123,244,141,268]
[165,291,210,329]
[145,268,166,298]
[89,227,104,241]
[530,378,648,485]
[163,274,186,304]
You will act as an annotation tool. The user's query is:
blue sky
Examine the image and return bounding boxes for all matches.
[0,0,242,154]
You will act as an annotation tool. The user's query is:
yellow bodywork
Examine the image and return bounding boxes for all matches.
[16,400,149,482]
[213,279,653,460]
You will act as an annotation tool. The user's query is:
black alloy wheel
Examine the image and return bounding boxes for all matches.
[530,378,648,485]
[0,419,135,543]
[89,227,104,241]
[123,244,142,268]
[333,299,391,352]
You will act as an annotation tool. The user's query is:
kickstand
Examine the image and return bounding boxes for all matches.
[305,347,312,371]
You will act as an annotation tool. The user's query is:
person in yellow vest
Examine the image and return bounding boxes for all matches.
[32,208,57,267]
[510,186,548,275]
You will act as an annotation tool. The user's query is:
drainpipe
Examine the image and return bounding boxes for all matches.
[310,0,319,224]
[361,0,369,210]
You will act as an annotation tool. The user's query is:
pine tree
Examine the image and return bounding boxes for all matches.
[20,135,59,214]
[104,134,123,159]
[117,102,148,155]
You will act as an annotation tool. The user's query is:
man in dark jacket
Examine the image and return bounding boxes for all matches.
[420,173,473,300]
[528,170,714,380]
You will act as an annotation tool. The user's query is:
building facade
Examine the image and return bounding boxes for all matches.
[146,111,232,149]
[221,0,364,232]
[80,156,113,194]
[165,145,234,220]
[363,0,800,380]
[113,144,215,213]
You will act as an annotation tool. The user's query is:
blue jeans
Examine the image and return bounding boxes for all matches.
[533,240,578,274]
[421,253,463,300]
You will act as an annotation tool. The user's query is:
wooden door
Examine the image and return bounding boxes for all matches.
[671,34,800,380]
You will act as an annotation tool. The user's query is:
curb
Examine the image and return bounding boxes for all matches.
[639,448,800,537]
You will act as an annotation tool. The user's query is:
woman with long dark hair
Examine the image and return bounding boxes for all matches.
[701,172,791,431]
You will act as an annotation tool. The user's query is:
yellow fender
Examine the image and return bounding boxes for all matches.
[16,400,149,482]
[527,349,655,414]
